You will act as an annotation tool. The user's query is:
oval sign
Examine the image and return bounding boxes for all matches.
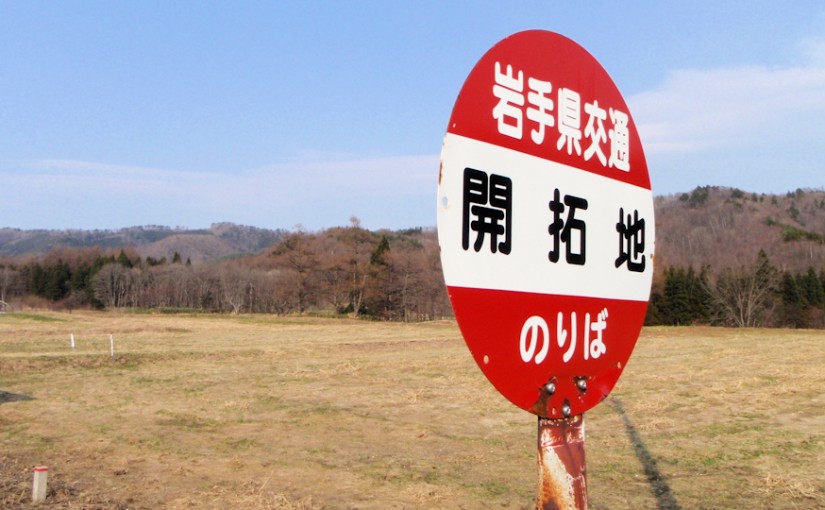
[438,30,654,417]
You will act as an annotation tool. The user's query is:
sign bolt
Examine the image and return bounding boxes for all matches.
[545,381,556,395]
[561,401,572,417]
[576,377,587,392]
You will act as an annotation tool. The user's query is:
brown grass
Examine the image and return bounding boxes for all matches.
[1,312,823,509]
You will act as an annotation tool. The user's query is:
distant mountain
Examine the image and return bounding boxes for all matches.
[3,187,825,274]
[0,223,286,262]
[654,186,825,278]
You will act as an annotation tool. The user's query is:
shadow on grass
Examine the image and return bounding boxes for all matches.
[0,391,35,405]
[610,396,681,510]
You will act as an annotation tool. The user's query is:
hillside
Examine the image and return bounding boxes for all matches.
[2,190,824,327]
[654,187,825,279]
[0,222,285,262]
[3,187,825,274]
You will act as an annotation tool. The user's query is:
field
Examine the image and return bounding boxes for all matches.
[1,312,823,509]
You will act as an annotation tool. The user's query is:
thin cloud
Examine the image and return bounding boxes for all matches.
[630,45,825,156]
[798,36,825,66]
[20,159,214,193]
[250,154,437,188]
[12,154,439,230]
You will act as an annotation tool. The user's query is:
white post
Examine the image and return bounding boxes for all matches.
[109,334,114,361]
[70,333,75,351]
[32,466,48,503]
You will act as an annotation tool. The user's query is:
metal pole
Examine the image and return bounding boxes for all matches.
[536,414,587,510]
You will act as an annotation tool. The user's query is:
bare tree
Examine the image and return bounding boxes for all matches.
[92,263,130,309]
[341,225,372,316]
[706,250,778,327]
[0,267,21,305]
[222,276,244,313]
[270,233,322,313]
[219,265,260,314]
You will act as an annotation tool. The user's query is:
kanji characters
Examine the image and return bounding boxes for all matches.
[491,62,631,172]
[548,189,588,265]
[556,88,582,156]
[492,62,524,140]
[608,108,630,171]
[462,167,513,255]
[615,207,646,272]
[583,100,607,166]
[526,77,555,144]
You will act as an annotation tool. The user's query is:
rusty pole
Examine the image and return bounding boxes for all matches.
[536,414,587,510]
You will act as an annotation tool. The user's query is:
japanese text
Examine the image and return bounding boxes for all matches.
[615,207,646,272]
[519,308,609,365]
[462,167,513,254]
[548,189,588,265]
[493,61,631,172]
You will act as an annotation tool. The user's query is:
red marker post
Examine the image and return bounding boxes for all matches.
[32,466,48,504]
[438,30,654,508]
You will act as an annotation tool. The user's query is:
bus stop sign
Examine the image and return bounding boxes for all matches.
[438,30,654,418]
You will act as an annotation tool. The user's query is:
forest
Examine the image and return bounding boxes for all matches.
[2,187,825,328]
[648,250,825,329]
[0,224,451,321]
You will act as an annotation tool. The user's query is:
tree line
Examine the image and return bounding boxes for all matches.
[0,223,451,321]
[3,225,825,328]
[646,250,825,328]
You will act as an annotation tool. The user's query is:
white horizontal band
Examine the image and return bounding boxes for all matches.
[438,133,654,302]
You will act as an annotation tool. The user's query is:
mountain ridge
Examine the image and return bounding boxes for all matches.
[0,222,286,262]
[3,186,825,276]
[653,186,825,279]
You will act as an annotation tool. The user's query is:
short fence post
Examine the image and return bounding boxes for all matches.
[32,466,48,504]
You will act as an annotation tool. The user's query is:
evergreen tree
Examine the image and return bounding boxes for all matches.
[686,266,712,323]
[117,250,133,268]
[780,272,806,328]
[800,267,824,307]
[657,266,713,325]
[662,267,691,325]
[45,260,71,301]
[69,263,91,293]
[820,269,825,299]
[644,291,665,326]
[30,263,46,297]
[370,235,390,266]
[754,249,776,287]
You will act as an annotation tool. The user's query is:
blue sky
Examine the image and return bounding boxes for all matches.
[2,2,825,231]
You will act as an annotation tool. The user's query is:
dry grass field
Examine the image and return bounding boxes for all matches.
[1,312,823,509]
